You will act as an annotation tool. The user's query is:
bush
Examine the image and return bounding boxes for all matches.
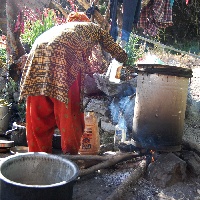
[20,8,66,48]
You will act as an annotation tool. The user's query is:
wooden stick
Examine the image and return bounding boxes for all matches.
[76,0,109,30]
[76,0,90,9]
[60,154,108,161]
[50,0,69,18]
[105,159,147,200]
[79,152,140,177]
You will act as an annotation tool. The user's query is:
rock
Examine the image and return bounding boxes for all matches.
[84,74,102,95]
[147,152,187,188]
[181,150,200,176]
[93,73,136,97]
[84,98,110,116]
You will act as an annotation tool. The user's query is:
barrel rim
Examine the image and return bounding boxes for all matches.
[137,64,193,78]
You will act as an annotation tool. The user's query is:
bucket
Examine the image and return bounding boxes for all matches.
[0,153,79,200]
[132,64,193,152]
[0,104,10,134]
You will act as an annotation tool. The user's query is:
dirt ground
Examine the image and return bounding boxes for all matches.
[72,55,200,200]
[73,168,200,200]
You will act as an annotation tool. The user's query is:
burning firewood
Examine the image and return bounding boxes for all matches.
[78,152,140,177]
[61,154,108,161]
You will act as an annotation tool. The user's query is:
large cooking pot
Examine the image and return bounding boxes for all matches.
[0,153,79,200]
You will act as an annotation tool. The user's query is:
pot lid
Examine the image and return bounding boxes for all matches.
[137,64,193,78]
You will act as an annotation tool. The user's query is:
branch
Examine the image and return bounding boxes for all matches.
[105,159,147,200]
[76,0,110,30]
[50,0,69,18]
[60,154,108,161]
[79,152,140,177]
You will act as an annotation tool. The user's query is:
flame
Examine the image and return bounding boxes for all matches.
[150,150,155,162]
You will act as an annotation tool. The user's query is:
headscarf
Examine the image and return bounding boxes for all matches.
[67,11,90,22]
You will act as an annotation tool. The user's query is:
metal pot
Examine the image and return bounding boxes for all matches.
[0,140,14,153]
[5,122,27,147]
[0,153,79,200]
[0,140,14,148]
[0,103,11,135]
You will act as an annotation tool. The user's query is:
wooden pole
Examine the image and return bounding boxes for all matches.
[50,0,69,18]
[105,159,147,200]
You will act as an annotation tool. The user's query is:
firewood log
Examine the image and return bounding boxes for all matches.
[79,152,140,177]
[105,159,147,200]
[61,154,108,161]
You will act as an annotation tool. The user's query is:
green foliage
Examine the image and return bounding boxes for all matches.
[1,78,26,122]
[0,48,6,64]
[17,99,26,122]
[99,3,107,15]
[159,0,200,47]
[124,34,144,66]
[1,79,17,101]
[21,10,57,48]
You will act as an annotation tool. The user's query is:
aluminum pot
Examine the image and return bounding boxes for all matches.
[0,153,79,200]
[5,122,27,147]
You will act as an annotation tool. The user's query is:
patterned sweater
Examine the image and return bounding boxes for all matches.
[20,22,128,106]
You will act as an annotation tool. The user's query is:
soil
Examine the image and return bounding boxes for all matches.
[72,54,200,200]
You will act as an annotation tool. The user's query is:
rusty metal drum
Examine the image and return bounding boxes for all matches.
[132,64,193,152]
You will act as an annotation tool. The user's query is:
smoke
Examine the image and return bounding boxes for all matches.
[109,92,136,138]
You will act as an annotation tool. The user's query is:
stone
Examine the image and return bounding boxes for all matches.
[147,152,187,188]
[84,74,102,95]
[84,98,110,116]
[100,121,115,133]
[181,150,200,176]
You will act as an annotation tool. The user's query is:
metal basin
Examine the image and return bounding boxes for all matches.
[0,153,79,200]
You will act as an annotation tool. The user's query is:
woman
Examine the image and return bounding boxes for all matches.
[20,11,128,154]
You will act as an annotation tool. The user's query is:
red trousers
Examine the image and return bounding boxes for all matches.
[26,75,84,154]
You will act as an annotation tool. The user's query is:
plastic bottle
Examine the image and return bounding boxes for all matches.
[79,112,100,155]
[114,124,126,146]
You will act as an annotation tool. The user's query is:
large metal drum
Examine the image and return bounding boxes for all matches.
[0,153,79,200]
[132,64,193,152]
[0,104,10,134]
